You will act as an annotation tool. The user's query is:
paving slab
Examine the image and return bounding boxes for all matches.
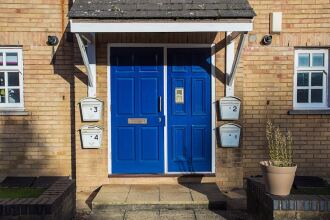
[88,210,124,220]
[159,184,190,193]
[127,192,159,203]
[160,209,196,220]
[92,184,227,211]
[101,185,131,194]
[160,192,192,203]
[125,210,159,220]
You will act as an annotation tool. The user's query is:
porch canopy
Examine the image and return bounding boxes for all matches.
[69,0,256,33]
[68,0,256,97]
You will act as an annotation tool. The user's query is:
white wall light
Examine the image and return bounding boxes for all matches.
[270,12,282,34]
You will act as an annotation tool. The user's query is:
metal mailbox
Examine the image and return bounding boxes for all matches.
[80,125,103,149]
[80,97,103,122]
[219,96,241,120]
[219,123,241,148]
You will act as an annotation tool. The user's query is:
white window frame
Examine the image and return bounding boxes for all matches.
[294,49,329,109]
[0,48,24,110]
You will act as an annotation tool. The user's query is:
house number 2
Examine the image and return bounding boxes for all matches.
[90,107,98,112]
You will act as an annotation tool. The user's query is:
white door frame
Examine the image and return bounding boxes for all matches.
[107,43,216,175]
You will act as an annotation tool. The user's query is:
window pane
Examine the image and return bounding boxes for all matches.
[297,72,309,86]
[298,53,310,67]
[8,89,20,103]
[311,72,323,86]
[0,89,5,103]
[312,53,324,66]
[8,72,19,86]
[6,52,18,66]
[0,53,3,66]
[0,72,4,86]
[311,89,323,103]
[297,89,308,103]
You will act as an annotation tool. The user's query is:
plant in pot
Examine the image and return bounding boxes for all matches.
[260,120,297,196]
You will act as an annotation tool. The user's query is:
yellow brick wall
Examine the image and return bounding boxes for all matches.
[0,1,72,178]
[1,0,330,195]
[242,0,330,179]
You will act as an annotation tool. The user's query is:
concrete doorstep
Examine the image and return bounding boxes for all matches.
[84,184,248,220]
[92,184,227,211]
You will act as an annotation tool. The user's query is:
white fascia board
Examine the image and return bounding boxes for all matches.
[70,20,253,33]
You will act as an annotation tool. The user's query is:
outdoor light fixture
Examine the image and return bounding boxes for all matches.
[262,35,272,46]
[270,12,283,33]
[47,35,59,46]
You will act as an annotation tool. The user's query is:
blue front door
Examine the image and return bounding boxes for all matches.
[111,47,164,174]
[167,48,212,172]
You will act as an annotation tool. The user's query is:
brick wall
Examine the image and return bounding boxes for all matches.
[0,1,73,178]
[1,0,330,198]
[242,0,330,180]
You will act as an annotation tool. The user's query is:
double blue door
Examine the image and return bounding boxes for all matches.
[111,47,211,174]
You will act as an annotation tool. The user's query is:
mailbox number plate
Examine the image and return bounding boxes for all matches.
[128,118,147,124]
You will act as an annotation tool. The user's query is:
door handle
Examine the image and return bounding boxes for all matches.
[158,96,162,112]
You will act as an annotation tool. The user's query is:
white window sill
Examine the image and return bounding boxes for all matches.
[0,110,30,116]
[288,109,330,115]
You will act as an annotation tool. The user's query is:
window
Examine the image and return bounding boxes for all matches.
[0,48,24,110]
[294,49,329,109]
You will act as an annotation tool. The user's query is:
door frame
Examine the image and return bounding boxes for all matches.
[107,43,216,175]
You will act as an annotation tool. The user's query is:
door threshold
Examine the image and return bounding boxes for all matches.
[108,174,216,178]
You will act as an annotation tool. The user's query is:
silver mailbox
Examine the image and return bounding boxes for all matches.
[80,125,103,149]
[219,123,241,148]
[80,97,103,122]
[219,96,241,120]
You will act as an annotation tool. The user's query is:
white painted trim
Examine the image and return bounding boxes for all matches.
[293,49,329,110]
[211,45,216,174]
[107,43,112,174]
[164,48,168,174]
[225,32,235,96]
[107,43,216,175]
[70,20,253,33]
[87,33,97,97]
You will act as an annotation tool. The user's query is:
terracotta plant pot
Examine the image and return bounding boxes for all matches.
[260,161,297,196]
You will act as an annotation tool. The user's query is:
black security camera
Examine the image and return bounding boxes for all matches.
[262,35,272,46]
[47,35,59,46]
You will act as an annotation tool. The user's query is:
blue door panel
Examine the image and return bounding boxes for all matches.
[116,127,135,161]
[111,47,164,174]
[191,126,205,160]
[141,127,159,160]
[115,78,134,115]
[168,48,212,172]
[172,126,189,162]
[140,78,158,114]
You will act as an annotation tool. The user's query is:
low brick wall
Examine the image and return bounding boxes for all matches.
[247,177,330,220]
[0,177,75,220]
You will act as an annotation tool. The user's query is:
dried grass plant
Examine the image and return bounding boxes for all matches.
[266,120,294,167]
